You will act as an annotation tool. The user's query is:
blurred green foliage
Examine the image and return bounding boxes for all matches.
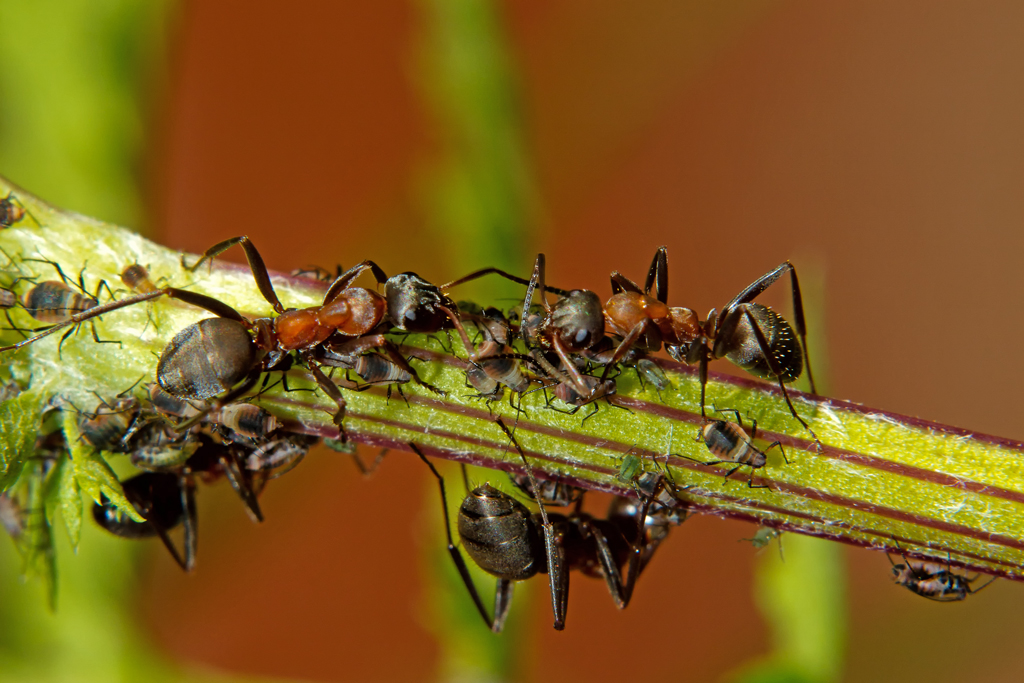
[0,2,277,681]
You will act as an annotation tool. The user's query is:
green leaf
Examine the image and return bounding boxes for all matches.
[43,453,82,548]
[19,459,57,610]
[0,390,45,492]
[62,411,143,523]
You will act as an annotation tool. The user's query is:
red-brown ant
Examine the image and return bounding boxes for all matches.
[603,247,818,439]
[177,236,442,435]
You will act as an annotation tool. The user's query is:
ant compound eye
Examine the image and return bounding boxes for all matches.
[405,309,417,322]
[574,329,589,345]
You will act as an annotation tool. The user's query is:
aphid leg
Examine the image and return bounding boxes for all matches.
[763,440,789,465]
[413,444,504,632]
[496,417,567,631]
[350,448,387,478]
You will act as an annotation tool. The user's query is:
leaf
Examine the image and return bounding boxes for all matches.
[61,410,143,523]
[20,458,57,610]
[43,452,82,548]
[0,390,45,492]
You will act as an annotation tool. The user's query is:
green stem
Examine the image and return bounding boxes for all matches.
[3,176,1024,585]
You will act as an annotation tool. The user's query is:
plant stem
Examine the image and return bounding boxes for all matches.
[2,176,1024,583]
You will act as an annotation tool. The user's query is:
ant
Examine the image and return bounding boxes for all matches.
[887,541,997,602]
[93,470,197,571]
[178,236,443,435]
[516,254,617,411]
[686,407,788,489]
[602,247,818,441]
[416,419,653,632]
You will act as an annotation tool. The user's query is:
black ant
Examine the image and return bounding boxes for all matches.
[416,419,653,632]
[93,470,197,570]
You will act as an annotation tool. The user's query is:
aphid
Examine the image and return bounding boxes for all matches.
[244,434,317,482]
[605,247,818,439]
[93,471,197,571]
[177,236,441,435]
[5,259,129,354]
[21,280,98,324]
[741,526,785,560]
[744,526,782,550]
[314,342,412,387]
[695,408,788,488]
[210,403,279,441]
[887,542,996,602]
[78,396,140,452]
[635,358,670,395]
[442,307,532,403]
[0,192,32,229]
[417,420,651,632]
[0,287,172,354]
[120,263,159,293]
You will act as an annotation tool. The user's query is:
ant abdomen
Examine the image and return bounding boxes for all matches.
[157,318,257,401]
[718,303,803,383]
[548,290,604,352]
[458,484,543,581]
[92,472,184,539]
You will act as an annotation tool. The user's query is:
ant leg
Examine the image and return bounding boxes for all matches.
[302,358,348,437]
[218,449,264,523]
[738,307,820,446]
[609,271,643,296]
[598,320,648,383]
[698,354,709,419]
[644,246,669,303]
[180,473,198,571]
[713,406,744,428]
[323,260,388,301]
[723,261,817,395]
[492,579,515,634]
[496,417,567,630]
[413,444,500,632]
[184,236,285,314]
[440,265,571,297]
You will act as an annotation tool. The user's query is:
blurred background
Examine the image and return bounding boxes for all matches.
[2,1,1024,681]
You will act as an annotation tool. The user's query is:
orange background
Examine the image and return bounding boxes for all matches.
[139,2,1024,681]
